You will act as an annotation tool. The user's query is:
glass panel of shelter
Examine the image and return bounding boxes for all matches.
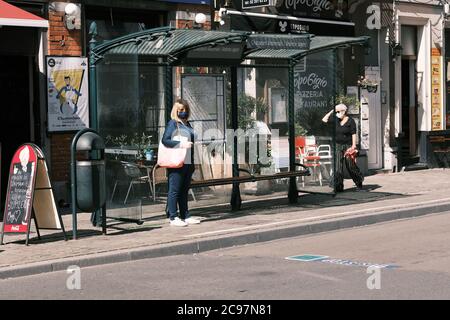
[236,66,291,202]
[97,55,166,220]
[174,66,232,209]
[295,49,338,194]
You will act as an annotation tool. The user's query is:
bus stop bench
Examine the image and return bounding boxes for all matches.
[190,165,310,188]
[190,164,310,210]
[153,164,310,211]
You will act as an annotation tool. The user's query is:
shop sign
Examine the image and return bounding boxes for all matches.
[183,43,244,65]
[431,48,443,131]
[247,34,310,50]
[242,0,275,9]
[46,56,89,132]
[277,0,350,21]
[277,20,310,34]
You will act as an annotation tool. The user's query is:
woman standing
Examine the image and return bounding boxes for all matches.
[322,103,365,192]
[162,99,201,227]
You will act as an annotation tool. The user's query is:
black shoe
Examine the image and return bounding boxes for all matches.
[335,184,344,192]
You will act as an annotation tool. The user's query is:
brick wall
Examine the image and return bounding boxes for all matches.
[48,3,82,183]
[176,19,211,30]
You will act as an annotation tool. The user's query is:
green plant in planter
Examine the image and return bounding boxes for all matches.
[295,123,308,136]
[226,94,269,130]
[105,132,152,159]
[130,132,153,160]
[105,134,128,148]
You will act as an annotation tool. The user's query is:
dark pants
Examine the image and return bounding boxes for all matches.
[167,164,194,220]
[330,143,364,191]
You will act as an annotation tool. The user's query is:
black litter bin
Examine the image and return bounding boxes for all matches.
[71,129,106,239]
[76,160,106,212]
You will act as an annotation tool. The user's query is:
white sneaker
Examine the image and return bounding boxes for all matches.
[184,217,201,225]
[169,217,188,227]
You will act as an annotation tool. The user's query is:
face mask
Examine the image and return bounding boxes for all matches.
[178,111,189,119]
[336,111,345,119]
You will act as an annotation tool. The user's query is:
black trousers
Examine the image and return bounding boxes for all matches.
[330,143,364,191]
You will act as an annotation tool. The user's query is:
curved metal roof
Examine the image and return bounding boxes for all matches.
[91,27,369,65]
[92,27,250,64]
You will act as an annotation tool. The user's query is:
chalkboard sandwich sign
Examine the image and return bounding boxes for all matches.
[1,144,66,245]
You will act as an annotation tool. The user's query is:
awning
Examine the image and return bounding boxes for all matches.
[0,0,48,28]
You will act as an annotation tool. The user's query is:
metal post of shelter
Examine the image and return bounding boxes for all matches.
[88,22,103,224]
[332,49,337,195]
[288,62,298,203]
[230,66,242,211]
[165,65,173,117]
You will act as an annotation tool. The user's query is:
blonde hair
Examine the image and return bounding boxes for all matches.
[170,99,190,122]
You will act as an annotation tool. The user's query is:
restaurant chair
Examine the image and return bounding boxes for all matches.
[110,161,151,204]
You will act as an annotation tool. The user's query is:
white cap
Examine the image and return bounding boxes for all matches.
[335,103,347,112]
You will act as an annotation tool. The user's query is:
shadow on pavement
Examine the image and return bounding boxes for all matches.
[188,185,413,223]
[21,184,415,240]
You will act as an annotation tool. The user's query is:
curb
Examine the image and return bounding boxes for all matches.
[1,201,450,280]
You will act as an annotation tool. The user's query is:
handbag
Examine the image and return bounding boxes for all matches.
[157,122,187,168]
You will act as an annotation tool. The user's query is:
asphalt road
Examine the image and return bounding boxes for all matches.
[1,211,450,300]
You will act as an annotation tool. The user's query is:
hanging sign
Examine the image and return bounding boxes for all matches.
[46,56,89,132]
[247,34,310,50]
[1,144,66,245]
[431,48,443,131]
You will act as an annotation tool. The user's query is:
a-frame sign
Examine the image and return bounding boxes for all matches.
[1,143,67,245]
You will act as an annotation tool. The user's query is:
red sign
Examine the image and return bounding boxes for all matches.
[2,144,38,233]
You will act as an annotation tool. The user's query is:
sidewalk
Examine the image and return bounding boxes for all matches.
[1,168,450,279]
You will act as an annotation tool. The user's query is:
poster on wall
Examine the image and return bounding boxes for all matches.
[46,56,89,132]
[431,49,442,131]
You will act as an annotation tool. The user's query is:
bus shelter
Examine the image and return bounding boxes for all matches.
[88,26,368,223]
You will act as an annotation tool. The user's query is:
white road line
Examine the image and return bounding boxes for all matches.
[294,270,344,282]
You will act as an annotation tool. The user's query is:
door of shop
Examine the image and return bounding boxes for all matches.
[0,55,32,213]
[400,57,419,164]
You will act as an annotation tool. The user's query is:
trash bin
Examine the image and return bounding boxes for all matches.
[71,129,106,239]
[76,160,106,212]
